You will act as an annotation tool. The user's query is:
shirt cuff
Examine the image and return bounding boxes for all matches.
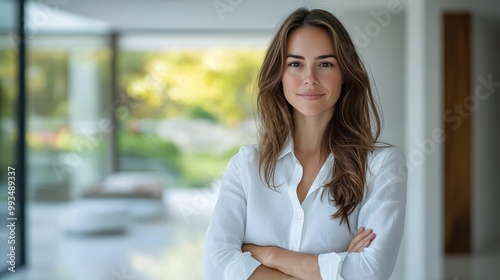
[224,252,261,280]
[318,251,349,280]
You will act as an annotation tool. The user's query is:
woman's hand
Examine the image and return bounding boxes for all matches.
[348,227,376,252]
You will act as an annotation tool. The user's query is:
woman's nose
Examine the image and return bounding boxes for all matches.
[304,67,319,85]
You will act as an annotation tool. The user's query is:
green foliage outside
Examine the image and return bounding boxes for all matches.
[28,51,69,117]
[0,50,16,118]
[118,130,241,188]
[180,145,240,187]
[119,132,181,173]
[117,48,263,188]
[119,49,264,125]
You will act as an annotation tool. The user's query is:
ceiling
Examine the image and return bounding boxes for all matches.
[28,0,396,32]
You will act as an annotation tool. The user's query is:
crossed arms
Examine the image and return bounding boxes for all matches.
[243,227,376,280]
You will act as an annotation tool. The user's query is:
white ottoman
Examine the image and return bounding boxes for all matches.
[60,200,131,235]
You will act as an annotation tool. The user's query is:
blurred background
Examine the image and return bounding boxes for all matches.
[0,0,499,279]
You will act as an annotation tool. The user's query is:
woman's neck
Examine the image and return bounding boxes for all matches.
[292,114,330,155]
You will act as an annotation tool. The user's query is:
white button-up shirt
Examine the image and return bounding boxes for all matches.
[203,139,407,280]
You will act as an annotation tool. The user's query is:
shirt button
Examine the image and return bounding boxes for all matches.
[297,213,303,220]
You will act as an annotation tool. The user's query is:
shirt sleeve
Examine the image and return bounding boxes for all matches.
[203,149,261,280]
[318,147,407,280]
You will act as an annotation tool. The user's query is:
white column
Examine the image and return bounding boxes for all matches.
[68,49,104,199]
[404,0,443,279]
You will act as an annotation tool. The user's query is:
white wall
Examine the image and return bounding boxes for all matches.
[342,13,406,148]
[473,15,500,253]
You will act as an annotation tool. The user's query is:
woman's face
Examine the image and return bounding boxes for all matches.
[282,27,343,120]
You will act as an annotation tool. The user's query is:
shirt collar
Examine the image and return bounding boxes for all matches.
[277,136,335,167]
[277,136,294,160]
[277,136,335,162]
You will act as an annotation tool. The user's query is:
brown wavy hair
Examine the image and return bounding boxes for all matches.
[257,7,382,231]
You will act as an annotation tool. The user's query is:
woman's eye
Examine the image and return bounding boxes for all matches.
[288,62,301,67]
[319,62,334,67]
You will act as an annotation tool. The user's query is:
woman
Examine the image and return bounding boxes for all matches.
[203,7,407,280]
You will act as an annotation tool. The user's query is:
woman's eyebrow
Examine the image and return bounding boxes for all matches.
[286,54,305,59]
[316,54,337,60]
[286,54,337,60]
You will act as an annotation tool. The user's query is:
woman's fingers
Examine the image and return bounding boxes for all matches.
[348,228,376,252]
[347,227,369,251]
[353,233,375,252]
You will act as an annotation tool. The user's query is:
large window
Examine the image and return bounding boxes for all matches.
[2,1,270,278]
[20,18,267,280]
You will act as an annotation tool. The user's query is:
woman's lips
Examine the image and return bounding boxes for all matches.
[298,92,324,100]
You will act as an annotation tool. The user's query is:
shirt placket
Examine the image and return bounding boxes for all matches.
[287,154,333,252]
[287,158,305,252]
